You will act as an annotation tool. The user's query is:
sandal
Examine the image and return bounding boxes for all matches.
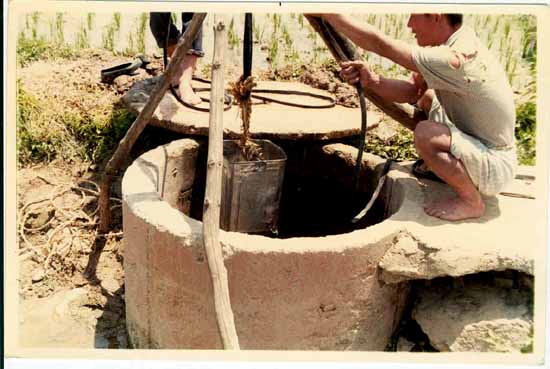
[412,159,445,183]
[101,58,143,83]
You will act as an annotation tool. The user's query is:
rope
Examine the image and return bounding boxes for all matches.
[164,14,336,112]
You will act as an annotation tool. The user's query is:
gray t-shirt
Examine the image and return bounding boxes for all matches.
[412,26,516,149]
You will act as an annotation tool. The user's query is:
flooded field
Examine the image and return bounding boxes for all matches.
[16,12,535,89]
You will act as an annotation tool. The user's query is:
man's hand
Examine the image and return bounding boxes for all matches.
[411,72,427,99]
[340,60,377,89]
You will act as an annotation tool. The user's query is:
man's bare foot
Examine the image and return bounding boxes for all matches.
[176,83,202,106]
[424,196,485,221]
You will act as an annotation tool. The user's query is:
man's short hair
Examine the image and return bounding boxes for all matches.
[445,14,463,26]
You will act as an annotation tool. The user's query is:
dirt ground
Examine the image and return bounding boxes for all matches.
[15,49,368,349]
[17,161,128,348]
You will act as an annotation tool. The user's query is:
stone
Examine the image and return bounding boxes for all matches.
[25,209,55,230]
[19,289,96,348]
[31,268,45,283]
[412,280,533,352]
[396,337,415,352]
[53,288,88,319]
[370,121,399,142]
[122,78,382,141]
[101,277,120,295]
[378,178,536,283]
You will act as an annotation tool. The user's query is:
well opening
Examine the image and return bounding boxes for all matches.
[164,139,389,238]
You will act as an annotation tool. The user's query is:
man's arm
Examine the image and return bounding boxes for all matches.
[340,61,424,104]
[322,14,418,73]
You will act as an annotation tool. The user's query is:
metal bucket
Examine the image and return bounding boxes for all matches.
[221,140,286,234]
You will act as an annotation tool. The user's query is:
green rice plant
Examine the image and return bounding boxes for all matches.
[483,15,490,28]
[519,15,536,66]
[87,13,95,31]
[54,13,65,44]
[114,12,121,31]
[75,22,90,49]
[282,25,293,50]
[136,13,148,54]
[298,14,304,29]
[126,33,135,55]
[102,24,116,51]
[503,20,511,40]
[367,14,375,25]
[102,13,124,52]
[268,33,279,69]
[284,48,300,65]
[272,13,281,34]
[31,12,40,40]
[253,22,261,43]
[227,17,239,50]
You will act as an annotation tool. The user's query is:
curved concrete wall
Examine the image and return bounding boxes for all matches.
[122,139,410,350]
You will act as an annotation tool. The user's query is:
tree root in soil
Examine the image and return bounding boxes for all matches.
[18,177,122,280]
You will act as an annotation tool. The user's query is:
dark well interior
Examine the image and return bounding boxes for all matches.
[186,139,388,238]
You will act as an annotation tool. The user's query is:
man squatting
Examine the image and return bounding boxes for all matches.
[318,14,517,221]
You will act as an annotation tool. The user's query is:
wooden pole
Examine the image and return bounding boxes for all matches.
[202,20,240,350]
[305,15,426,131]
[98,13,207,233]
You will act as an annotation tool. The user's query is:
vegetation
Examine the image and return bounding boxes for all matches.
[15,12,537,166]
[17,78,134,165]
[17,32,77,67]
[18,81,131,165]
[514,15,537,165]
[365,126,418,162]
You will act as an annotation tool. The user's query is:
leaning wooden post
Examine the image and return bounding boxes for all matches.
[304,15,426,131]
[98,13,207,233]
[202,20,240,350]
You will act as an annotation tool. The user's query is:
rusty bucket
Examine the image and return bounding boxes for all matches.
[220,139,286,234]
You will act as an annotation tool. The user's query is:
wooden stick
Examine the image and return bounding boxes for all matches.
[98,13,207,233]
[202,20,240,350]
[305,15,426,131]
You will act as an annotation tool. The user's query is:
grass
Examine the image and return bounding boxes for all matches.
[17,33,77,66]
[16,31,135,165]
[365,125,419,162]
[17,79,134,165]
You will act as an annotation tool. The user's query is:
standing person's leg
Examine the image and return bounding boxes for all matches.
[149,12,202,105]
[150,12,180,52]
[414,121,486,220]
[171,12,204,105]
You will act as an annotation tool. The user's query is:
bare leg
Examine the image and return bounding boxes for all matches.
[414,121,485,221]
[167,45,202,105]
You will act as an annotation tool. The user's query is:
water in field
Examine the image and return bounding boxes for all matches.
[16,12,535,90]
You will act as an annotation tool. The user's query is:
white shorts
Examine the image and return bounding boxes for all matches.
[429,99,517,196]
